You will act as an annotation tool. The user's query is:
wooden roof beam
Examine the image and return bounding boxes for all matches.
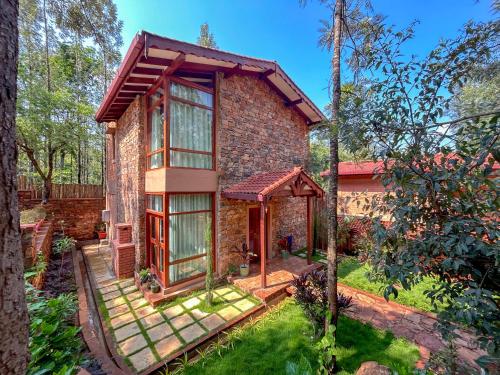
[224,64,242,79]
[164,53,186,76]
[285,98,303,107]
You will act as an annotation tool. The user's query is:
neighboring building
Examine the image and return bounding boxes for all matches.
[96,31,325,296]
[321,161,387,219]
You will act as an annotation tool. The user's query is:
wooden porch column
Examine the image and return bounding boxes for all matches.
[260,201,267,288]
[306,196,312,265]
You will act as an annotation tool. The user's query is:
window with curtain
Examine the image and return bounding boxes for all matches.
[170,82,213,169]
[168,193,212,284]
[147,86,164,169]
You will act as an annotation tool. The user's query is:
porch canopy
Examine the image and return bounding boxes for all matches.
[222,167,324,288]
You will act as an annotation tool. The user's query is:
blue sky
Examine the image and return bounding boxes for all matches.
[116,0,495,111]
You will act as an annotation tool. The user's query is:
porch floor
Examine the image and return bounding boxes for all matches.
[231,255,321,303]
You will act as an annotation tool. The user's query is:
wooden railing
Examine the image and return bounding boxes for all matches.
[18,176,104,199]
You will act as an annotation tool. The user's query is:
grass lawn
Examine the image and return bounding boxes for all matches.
[182,299,420,375]
[338,257,444,313]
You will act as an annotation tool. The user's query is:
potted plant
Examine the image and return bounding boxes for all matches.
[139,268,153,287]
[95,222,107,240]
[231,242,254,277]
[150,279,161,293]
[278,237,289,259]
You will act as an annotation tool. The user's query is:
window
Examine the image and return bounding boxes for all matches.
[170,81,214,169]
[147,86,165,169]
[168,193,212,284]
[147,195,163,212]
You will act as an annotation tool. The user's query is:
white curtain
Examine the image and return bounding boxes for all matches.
[149,106,164,168]
[168,194,212,283]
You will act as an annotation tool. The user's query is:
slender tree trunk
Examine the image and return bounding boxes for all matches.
[42,0,51,92]
[0,0,30,372]
[77,139,82,184]
[327,0,343,372]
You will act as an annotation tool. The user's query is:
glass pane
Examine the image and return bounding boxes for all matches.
[171,82,213,107]
[150,106,164,152]
[170,150,212,169]
[159,218,164,243]
[148,87,164,108]
[169,194,211,213]
[149,152,164,169]
[148,195,163,212]
[159,248,164,272]
[170,100,212,152]
[152,244,157,266]
[169,256,207,284]
[150,216,156,239]
[169,211,211,262]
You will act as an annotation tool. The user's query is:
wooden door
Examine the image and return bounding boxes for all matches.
[147,214,166,285]
[248,207,270,261]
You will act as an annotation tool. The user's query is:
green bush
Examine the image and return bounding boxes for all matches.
[20,205,46,224]
[27,286,82,375]
[53,236,76,255]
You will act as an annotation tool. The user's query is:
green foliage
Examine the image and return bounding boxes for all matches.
[317,313,336,374]
[197,23,218,49]
[25,252,48,280]
[53,236,76,255]
[426,340,477,375]
[345,18,500,361]
[27,288,82,375]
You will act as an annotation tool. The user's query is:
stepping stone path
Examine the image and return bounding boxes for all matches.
[83,244,260,373]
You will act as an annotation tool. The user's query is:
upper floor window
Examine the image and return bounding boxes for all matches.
[170,81,214,169]
[147,86,165,169]
[146,78,214,170]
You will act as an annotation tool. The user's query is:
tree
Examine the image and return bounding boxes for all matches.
[351,20,500,368]
[0,0,30,372]
[197,23,218,49]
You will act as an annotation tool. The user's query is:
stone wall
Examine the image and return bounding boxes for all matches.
[108,96,146,269]
[19,198,104,240]
[217,74,309,273]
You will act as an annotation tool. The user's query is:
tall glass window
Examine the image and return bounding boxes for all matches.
[170,82,213,169]
[147,86,164,169]
[168,193,212,284]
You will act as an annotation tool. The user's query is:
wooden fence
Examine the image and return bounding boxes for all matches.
[18,176,104,199]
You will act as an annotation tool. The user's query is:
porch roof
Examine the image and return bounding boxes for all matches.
[222,167,324,202]
[95,31,326,124]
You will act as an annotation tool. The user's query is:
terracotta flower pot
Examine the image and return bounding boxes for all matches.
[98,231,107,240]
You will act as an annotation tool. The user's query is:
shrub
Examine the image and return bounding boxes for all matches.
[291,269,353,330]
[27,287,82,374]
[53,236,76,255]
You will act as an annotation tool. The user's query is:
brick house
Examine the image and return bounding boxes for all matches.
[96,31,325,296]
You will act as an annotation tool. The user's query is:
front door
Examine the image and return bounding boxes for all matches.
[248,207,270,261]
[147,214,166,285]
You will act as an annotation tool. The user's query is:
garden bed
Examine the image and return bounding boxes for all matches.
[182,298,420,375]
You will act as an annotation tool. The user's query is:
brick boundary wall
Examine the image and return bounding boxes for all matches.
[19,198,105,241]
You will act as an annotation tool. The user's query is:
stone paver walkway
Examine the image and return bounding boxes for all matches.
[339,283,485,369]
[83,244,260,373]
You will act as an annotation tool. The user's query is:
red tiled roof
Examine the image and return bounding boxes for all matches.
[223,167,324,201]
[321,155,499,177]
[320,161,386,177]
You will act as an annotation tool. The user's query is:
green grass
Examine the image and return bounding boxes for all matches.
[182,299,420,375]
[338,257,444,313]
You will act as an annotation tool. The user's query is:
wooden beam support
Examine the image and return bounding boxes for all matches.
[224,63,242,79]
[164,53,186,76]
[285,98,303,107]
[260,201,267,289]
[260,69,275,79]
[307,196,312,265]
[132,66,163,76]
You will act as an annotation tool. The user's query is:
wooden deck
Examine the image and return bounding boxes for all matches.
[231,255,321,303]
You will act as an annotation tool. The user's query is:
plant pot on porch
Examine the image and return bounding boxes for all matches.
[97,231,107,240]
[150,282,160,293]
[240,263,250,277]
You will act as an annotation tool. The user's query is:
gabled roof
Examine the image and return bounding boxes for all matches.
[95,31,326,124]
[222,167,324,201]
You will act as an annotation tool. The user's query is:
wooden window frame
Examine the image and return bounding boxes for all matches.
[145,193,167,286]
[166,192,216,287]
[145,75,216,172]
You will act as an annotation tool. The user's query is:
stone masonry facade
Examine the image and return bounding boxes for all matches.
[107,74,311,278]
[217,74,309,273]
[107,96,146,269]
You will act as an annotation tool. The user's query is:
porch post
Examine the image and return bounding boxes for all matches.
[307,196,312,265]
[260,201,267,288]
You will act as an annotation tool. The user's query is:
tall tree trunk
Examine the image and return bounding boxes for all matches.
[42,0,51,92]
[327,0,343,372]
[77,139,82,184]
[0,0,30,372]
